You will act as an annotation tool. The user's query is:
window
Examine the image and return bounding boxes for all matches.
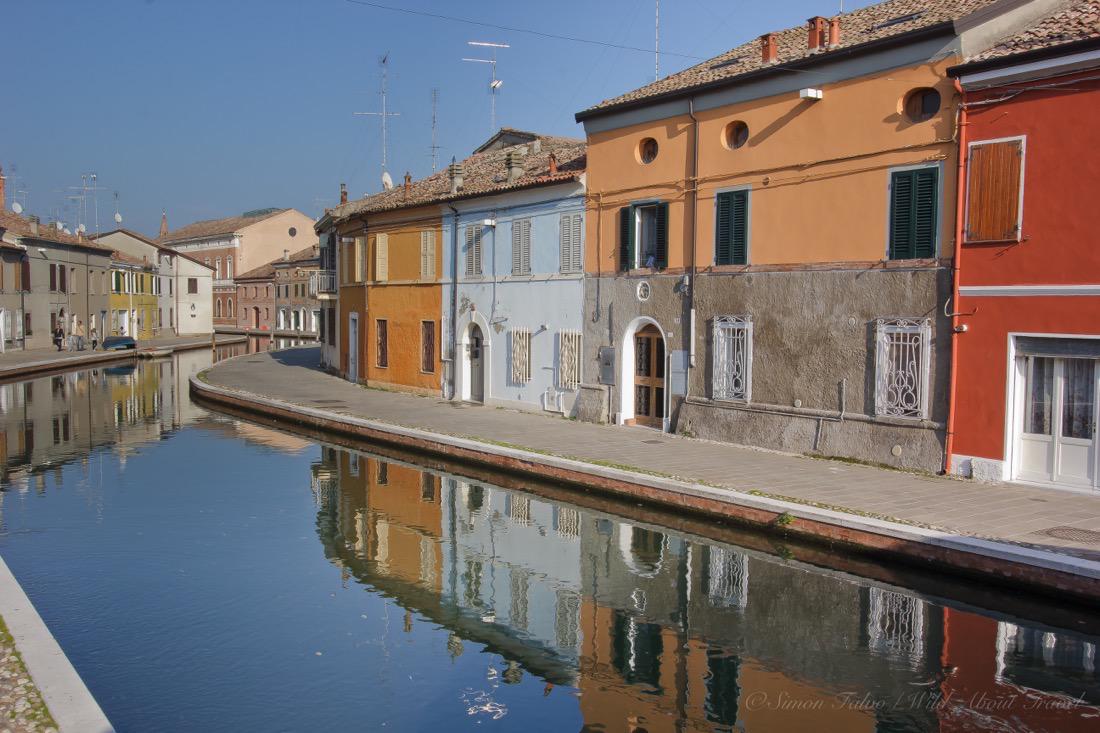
[511,328,531,384]
[227,298,233,317]
[20,258,30,291]
[215,299,222,318]
[511,218,531,275]
[59,265,67,293]
[637,137,658,164]
[965,138,1024,243]
[874,318,931,419]
[464,226,483,276]
[169,278,173,295]
[68,268,76,294]
[354,236,366,283]
[724,120,749,150]
[215,257,222,279]
[188,277,198,294]
[374,233,388,281]
[376,319,388,367]
[421,320,435,373]
[620,203,668,270]
[49,264,57,291]
[713,316,752,401]
[23,311,31,337]
[715,189,749,265]
[903,88,940,123]
[420,230,436,279]
[226,255,233,278]
[888,167,938,260]
[559,213,583,273]
[558,330,582,389]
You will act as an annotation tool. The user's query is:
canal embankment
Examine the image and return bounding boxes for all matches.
[0,334,246,382]
[192,346,1100,603]
[0,558,113,733]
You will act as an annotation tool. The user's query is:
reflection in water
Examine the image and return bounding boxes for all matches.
[0,355,1098,732]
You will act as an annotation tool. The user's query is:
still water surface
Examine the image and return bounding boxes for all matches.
[1,349,1099,732]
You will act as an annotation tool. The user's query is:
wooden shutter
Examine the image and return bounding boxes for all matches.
[965,139,1023,242]
[521,220,531,274]
[20,258,30,291]
[715,190,748,265]
[654,202,669,268]
[889,168,938,260]
[474,227,482,275]
[420,230,435,279]
[465,226,475,276]
[619,206,634,271]
[571,214,583,272]
[559,214,571,273]
[375,233,388,281]
[49,264,56,291]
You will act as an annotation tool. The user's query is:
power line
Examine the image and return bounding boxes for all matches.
[344,0,703,60]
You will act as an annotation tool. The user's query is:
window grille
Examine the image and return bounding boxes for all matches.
[874,318,931,419]
[866,587,925,665]
[553,506,580,538]
[507,494,531,525]
[713,315,752,401]
[511,328,531,383]
[560,213,583,273]
[705,546,748,609]
[511,218,531,275]
[421,321,436,373]
[465,226,482,276]
[558,330,582,389]
[420,230,436,279]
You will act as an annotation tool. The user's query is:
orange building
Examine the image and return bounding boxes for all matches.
[573,0,1065,472]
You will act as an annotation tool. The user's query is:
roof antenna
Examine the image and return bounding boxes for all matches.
[655,0,660,81]
[354,53,401,191]
[429,88,441,172]
[463,41,509,134]
[113,191,122,225]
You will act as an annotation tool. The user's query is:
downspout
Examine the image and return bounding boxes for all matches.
[448,205,460,400]
[944,78,968,476]
[685,98,700,393]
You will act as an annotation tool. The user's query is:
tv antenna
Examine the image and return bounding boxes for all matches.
[655,1,660,81]
[113,191,123,225]
[463,41,508,133]
[354,53,401,190]
[429,88,440,172]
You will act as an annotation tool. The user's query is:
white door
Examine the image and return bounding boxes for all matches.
[1017,356,1097,489]
[348,313,359,383]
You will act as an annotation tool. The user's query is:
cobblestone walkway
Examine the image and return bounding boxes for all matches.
[0,616,55,733]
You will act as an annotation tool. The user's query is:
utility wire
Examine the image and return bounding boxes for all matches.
[344,0,704,60]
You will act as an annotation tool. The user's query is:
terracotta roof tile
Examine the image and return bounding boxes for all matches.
[272,244,320,266]
[331,133,585,224]
[91,228,216,270]
[235,261,277,281]
[157,208,288,244]
[577,0,1003,118]
[0,209,112,251]
[110,250,154,268]
[970,0,1100,61]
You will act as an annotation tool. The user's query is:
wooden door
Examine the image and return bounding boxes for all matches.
[632,324,665,429]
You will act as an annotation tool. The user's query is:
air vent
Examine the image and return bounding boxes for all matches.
[872,12,924,31]
[710,56,745,70]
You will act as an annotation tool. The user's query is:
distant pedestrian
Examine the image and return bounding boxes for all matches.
[90,327,99,351]
[75,320,86,351]
[53,324,64,351]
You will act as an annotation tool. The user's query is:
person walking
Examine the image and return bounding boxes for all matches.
[75,320,86,351]
[53,323,64,351]
[90,326,99,351]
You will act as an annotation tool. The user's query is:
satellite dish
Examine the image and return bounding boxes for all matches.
[55,221,64,231]
[381,171,394,190]
[490,79,503,90]
[11,202,22,214]
[63,228,72,235]
[77,223,86,234]
[114,212,123,224]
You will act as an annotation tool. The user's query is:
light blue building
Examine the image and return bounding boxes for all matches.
[441,130,586,415]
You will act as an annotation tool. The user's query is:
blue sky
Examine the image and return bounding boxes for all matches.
[1,0,871,237]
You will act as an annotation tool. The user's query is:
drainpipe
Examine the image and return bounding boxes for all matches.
[686,98,700,390]
[944,78,968,476]
[448,205,460,400]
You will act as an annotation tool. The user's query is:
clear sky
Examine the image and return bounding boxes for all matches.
[1,0,871,238]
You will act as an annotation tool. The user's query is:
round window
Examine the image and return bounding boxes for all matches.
[903,88,941,123]
[637,138,659,164]
[724,121,749,149]
[288,227,298,237]
[636,281,652,302]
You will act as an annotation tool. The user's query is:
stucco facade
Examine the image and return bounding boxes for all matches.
[273,244,321,335]
[235,271,275,332]
[109,255,159,339]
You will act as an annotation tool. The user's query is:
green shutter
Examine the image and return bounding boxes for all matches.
[889,168,938,260]
[715,190,748,265]
[619,206,635,271]
[654,202,669,268]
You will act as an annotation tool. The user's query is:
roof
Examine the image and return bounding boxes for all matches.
[92,228,215,270]
[157,208,290,245]
[272,244,320,267]
[967,0,1100,62]
[110,250,155,269]
[0,208,112,251]
[577,0,1003,120]
[235,261,277,281]
[331,132,585,224]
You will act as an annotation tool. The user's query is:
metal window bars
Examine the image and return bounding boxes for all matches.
[558,329,582,389]
[713,315,752,402]
[866,587,926,668]
[511,328,531,384]
[874,317,932,419]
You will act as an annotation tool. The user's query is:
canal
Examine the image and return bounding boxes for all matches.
[1,349,1098,732]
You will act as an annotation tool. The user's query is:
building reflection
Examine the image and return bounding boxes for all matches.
[310,445,1100,733]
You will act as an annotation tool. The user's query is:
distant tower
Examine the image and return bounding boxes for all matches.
[159,210,169,238]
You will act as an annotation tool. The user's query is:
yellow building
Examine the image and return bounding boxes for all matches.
[109,251,159,340]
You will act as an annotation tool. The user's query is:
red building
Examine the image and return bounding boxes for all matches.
[234,262,275,332]
[948,2,1100,492]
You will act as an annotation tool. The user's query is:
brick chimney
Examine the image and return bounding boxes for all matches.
[548,153,558,175]
[283,249,289,261]
[808,16,827,50]
[760,33,778,64]
[448,157,464,194]
[827,17,841,48]
[403,171,412,192]
[339,182,347,205]
[159,210,169,238]
[30,215,39,237]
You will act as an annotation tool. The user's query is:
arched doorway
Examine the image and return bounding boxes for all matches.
[620,318,668,431]
[464,323,486,403]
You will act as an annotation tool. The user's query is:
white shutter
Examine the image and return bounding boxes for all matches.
[559,215,571,273]
[420,230,436,280]
[375,233,389,281]
[522,220,531,275]
[571,214,583,272]
[465,226,478,277]
[511,328,531,383]
[512,221,523,274]
[474,227,483,275]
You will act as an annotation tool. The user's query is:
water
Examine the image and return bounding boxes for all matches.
[1,351,1099,732]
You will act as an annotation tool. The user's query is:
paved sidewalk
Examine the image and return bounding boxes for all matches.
[203,347,1100,561]
[0,334,244,378]
[0,614,56,733]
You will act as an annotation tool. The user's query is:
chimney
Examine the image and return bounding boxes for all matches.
[808,16,827,51]
[159,210,168,238]
[506,150,524,183]
[827,17,841,48]
[548,153,558,175]
[339,182,348,205]
[403,171,412,192]
[283,249,289,261]
[30,215,39,237]
[448,157,464,194]
[760,33,778,64]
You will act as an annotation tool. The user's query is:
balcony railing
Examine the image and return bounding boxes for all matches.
[310,270,337,296]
